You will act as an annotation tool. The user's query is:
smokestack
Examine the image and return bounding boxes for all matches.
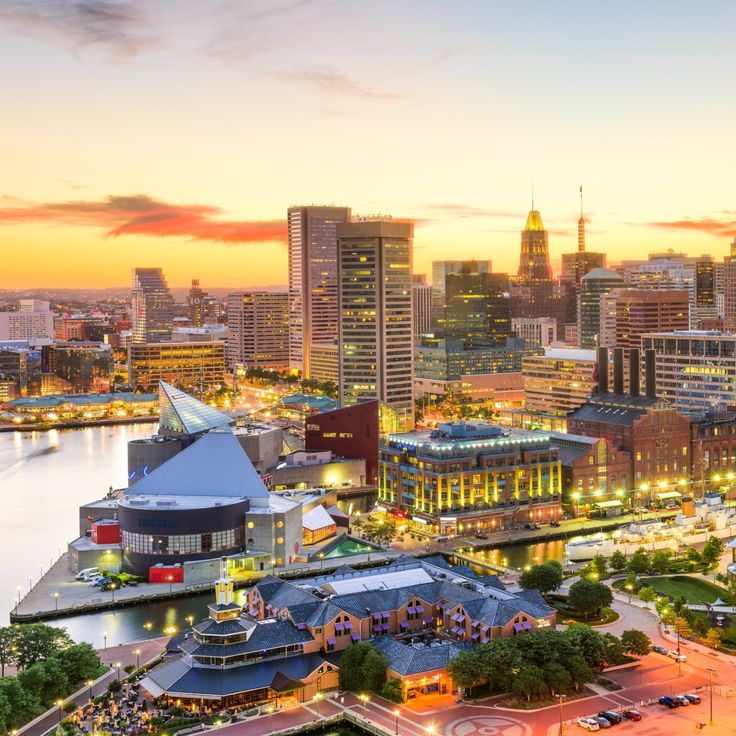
[613,347,624,395]
[645,348,656,399]
[596,346,609,394]
[629,347,640,397]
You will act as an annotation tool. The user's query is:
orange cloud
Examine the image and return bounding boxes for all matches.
[647,216,736,238]
[0,194,286,245]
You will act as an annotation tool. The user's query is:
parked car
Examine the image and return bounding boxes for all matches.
[550,520,561,527]
[91,576,112,587]
[474,533,488,540]
[668,650,687,662]
[651,644,668,655]
[577,718,600,732]
[673,695,690,706]
[659,696,680,709]
[622,710,642,721]
[593,717,612,729]
[598,711,622,725]
[75,567,100,581]
[683,694,701,704]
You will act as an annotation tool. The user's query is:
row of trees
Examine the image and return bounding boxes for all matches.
[351,517,399,547]
[0,624,74,676]
[448,625,650,702]
[0,627,101,733]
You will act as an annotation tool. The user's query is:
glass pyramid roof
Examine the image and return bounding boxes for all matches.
[159,381,233,435]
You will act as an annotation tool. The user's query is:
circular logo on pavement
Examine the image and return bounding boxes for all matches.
[445,715,532,736]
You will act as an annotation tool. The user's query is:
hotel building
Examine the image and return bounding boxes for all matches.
[337,220,414,425]
[227,291,289,370]
[379,422,563,536]
[128,341,226,392]
[0,300,54,341]
[287,205,352,376]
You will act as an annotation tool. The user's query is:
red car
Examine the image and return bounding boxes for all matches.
[622,710,642,721]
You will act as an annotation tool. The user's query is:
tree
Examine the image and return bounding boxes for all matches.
[337,642,387,694]
[565,655,594,690]
[518,561,564,595]
[543,662,571,695]
[620,630,651,657]
[447,649,484,693]
[672,596,690,619]
[601,634,624,665]
[675,617,691,639]
[609,551,627,573]
[650,551,671,575]
[107,679,122,696]
[565,625,605,669]
[704,628,722,650]
[567,579,613,619]
[638,586,656,604]
[14,625,72,671]
[511,664,547,702]
[703,537,725,565]
[0,628,17,677]
[628,548,651,575]
[380,679,403,704]
[0,677,40,731]
[480,640,523,692]
[589,554,608,580]
[51,643,100,684]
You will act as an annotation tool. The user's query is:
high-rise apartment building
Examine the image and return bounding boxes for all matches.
[439,264,511,349]
[431,260,492,296]
[337,220,414,425]
[131,268,174,344]
[287,205,351,376]
[41,342,114,393]
[227,292,289,370]
[411,274,433,342]
[0,300,54,341]
[578,269,624,348]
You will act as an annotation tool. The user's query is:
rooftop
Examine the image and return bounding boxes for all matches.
[536,347,596,362]
[524,209,544,232]
[158,380,233,435]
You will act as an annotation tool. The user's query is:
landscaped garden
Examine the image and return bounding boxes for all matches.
[631,575,730,605]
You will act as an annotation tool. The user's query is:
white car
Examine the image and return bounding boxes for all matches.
[577,718,600,731]
[668,650,687,662]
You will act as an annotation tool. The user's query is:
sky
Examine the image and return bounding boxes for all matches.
[1,0,735,289]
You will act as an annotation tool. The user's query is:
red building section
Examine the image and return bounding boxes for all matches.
[90,520,120,545]
[149,565,184,584]
[305,400,379,485]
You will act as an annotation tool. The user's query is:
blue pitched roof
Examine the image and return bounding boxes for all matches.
[373,637,470,676]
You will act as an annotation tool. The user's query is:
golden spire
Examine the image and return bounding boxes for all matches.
[577,185,586,252]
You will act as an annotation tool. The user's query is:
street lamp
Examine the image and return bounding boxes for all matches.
[318,552,325,571]
[707,667,716,725]
[52,592,59,612]
[185,615,195,628]
[115,662,121,681]
[426,726,436,736]
[110,583,116,607]
[167,575,173,594]
[134,649,141,670]
[87,679,93,701]
[144,621,153,640]
[393,708,400,735]
[625,583,633,603]
[102,631,107,651]
[558,694,566,736]
[359,693,370,712]
[55,699,64,723]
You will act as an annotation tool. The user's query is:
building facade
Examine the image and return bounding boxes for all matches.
[412,275,433,342]
[522,348,596,417]
[0,300,54,341]
[128,341,226,392]
[379,422,563,535]
[578,269,624,348]
[131,268,174,344]
[338,220,414,424]
[227,291,289,370]
[41,341,114,393]
[287,205,351,376]
[512,317,558,347]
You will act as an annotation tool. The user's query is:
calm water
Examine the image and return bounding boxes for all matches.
[0,425,575,648]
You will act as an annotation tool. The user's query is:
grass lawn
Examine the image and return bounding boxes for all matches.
[639,575,730,604]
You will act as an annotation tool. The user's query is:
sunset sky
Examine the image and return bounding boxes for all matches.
[2,0,736,289]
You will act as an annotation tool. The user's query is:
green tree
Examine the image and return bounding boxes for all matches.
[567,579,613,619]
[380,679,403,704]
[362,648,388,692]
[638,586,656,603]
[0,628,18,677]
[14,624,72,671]
[589,554,608,580]
[107,679,123,696]
[565,655,594,690]
[650,551,671,575]
[703,537,725,565]
[704,628,722,650]
[447,649,484,693]
[337,642,387,694]
[51,643,100,684]
[0,676,40,731]
[620,629,651,656]
[628,547,651,575]
[480,640,523,692]
[511,664,547,702]
[565,625,605,669]
[609,551,627,573]
[601,634,624,665]
[518,561,564,595]
[543,662,571,695]
[672,596,690,619]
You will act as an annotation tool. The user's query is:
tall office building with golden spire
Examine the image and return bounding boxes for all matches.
[577,185,586,253]
[517,198,552,281]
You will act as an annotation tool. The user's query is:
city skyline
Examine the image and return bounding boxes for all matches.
[2,1,736,288]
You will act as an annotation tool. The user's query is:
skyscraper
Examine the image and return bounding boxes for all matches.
[412,274,433,342]
[431,260,492,296]
[287,205,352,376]
[131,268,174,344]
[517,204,552,281]
[188,279,207,327]
[337,220,414,426]
[227,292,289,370]
[438,263,511,349]
[578,268,623,348]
